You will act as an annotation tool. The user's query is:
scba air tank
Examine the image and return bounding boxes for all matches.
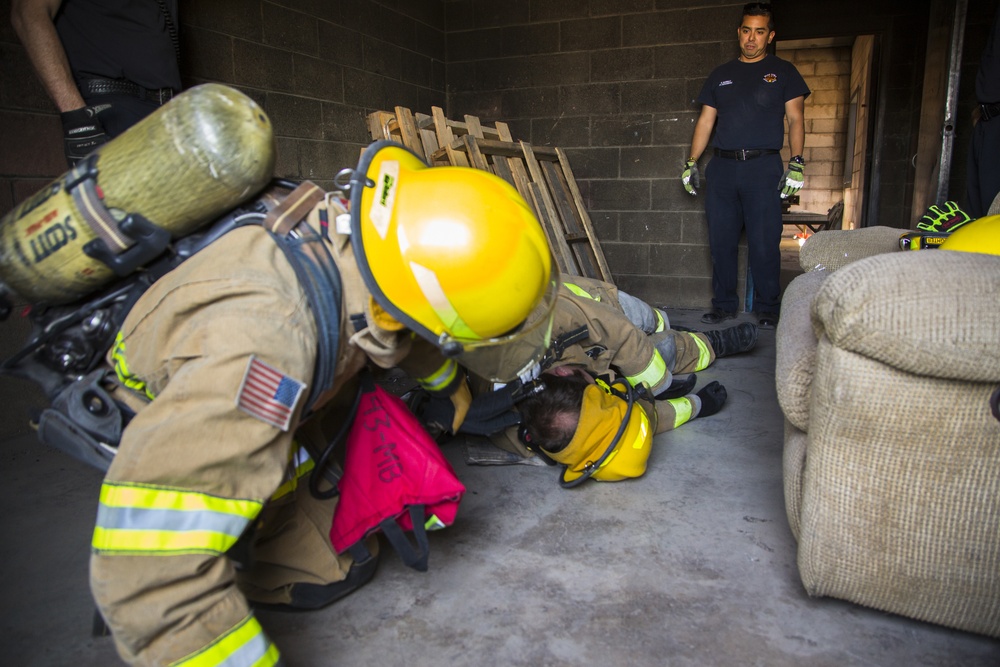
[0,83,275,305]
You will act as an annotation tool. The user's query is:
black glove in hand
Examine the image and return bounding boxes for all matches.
[60,105,110,166]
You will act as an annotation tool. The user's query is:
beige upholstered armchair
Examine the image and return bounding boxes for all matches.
[775,225,1000,637]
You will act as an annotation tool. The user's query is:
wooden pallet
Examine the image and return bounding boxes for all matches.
[367,106,613,285]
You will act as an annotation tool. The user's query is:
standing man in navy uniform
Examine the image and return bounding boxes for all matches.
[681,2,810,329]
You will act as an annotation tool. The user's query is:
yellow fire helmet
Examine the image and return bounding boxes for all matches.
[346,141,558,383]
[546,379,654,487]
[939,214,1000,256]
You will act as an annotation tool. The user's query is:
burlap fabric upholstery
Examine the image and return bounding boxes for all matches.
[798,225,901,273]
[777,246,1000,637]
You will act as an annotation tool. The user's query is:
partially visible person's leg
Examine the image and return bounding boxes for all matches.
[704,158,744,316]
[617,290,670,334]
[967,119,1000,218]
[741,154,784,318]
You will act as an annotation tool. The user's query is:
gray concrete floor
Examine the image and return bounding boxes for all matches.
[2,233,999,665]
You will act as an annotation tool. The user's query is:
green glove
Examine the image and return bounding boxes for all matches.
[916,200,973,233]
[779,157,805,199]
[681,159,700,196]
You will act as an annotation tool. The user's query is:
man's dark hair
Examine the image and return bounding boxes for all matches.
[741,2,774,32]
[517,373,588,453]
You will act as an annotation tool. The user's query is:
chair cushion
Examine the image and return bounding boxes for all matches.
[812,250,1000,382]
[798,225,902,273]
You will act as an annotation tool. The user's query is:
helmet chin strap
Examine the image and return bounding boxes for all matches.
[558,378,635,489]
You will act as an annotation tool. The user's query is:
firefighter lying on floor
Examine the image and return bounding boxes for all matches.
[415,275,759,480]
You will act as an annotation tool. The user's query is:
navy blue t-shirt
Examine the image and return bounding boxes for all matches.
[696,54,810,151]
[55,0,181,91]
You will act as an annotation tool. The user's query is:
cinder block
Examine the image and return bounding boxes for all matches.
[501,87,560,118]
[263,3,318,56]
[564,147,620,179]
[531,115,591,148]
[0,112,63,178]
[618,211,682,244]
[560,17,622,51]
[363,36,402,80]
[184,27,236,83]
[592,115,654,147]
[592,48,656,83]
[620,146,675,178]
[603,241,650,275]
[561,83,622,116]
[266,94,323,140]
[319,23,363,67]
[294,55,344,102]
[622,79,685,114]
[501,23,560,57]
[588,178,651,211]
[321,102,372,144]
[528,53,590,87]
[234,40,295,92]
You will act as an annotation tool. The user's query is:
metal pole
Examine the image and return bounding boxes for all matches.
[936,0,969,204]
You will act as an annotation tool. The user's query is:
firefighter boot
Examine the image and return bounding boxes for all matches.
[704,323,759,359]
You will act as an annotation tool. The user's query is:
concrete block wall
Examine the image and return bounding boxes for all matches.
[445,0,741,309]
[0,0,447,216]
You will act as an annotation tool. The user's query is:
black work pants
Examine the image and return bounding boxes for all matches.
[967,117,1000,218]
[704,153,784,314]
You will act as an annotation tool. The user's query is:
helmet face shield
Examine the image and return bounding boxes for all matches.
[442,272,559,383]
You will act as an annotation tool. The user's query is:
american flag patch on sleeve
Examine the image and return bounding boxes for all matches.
[236,356,307,432]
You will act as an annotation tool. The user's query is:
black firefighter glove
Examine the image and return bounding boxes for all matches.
[695,381,727,418]
[60,105,110,167]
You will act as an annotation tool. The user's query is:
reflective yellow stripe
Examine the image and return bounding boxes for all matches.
[654,309,667,333]
[417,358,458,392]
[563,282,599,301]
[110,331,155,400]
[169,614,280,667]
[687,332,713,371]
[93,483,262,555]
[271,445,315,501]
[425,514,446,531]
[667,396,694,428]
[626,350,667,389]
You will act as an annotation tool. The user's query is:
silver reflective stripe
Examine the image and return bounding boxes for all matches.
[96,505,250,538]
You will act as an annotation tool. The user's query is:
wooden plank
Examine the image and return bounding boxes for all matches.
[555,147,612,283]
[367,111,397,142]
[540,159,599,280]
[520,141,576,276]
[392,106,424,157]
[462,135,492,173]
[431,106,469,167]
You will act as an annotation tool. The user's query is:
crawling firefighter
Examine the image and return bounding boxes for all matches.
[0,86,556,666]
[416,275,759,485]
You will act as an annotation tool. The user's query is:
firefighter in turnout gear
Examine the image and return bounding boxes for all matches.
[423,275,758,461]
[2,132,557,664]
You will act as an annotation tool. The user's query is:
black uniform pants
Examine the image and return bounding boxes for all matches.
[967,116,1000,218]
[704,153,784,314]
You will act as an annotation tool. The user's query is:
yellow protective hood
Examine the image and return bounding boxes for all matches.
[547,381,653,483]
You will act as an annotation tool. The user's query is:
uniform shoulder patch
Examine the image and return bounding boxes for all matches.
[236,356,307,431]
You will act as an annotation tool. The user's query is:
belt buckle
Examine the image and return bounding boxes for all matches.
[156,89,172,105]
[737,149,749,161]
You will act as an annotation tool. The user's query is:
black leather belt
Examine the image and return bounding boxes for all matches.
[981,102,1000,122]
[713,148,779,160]
[81,77,175,105]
